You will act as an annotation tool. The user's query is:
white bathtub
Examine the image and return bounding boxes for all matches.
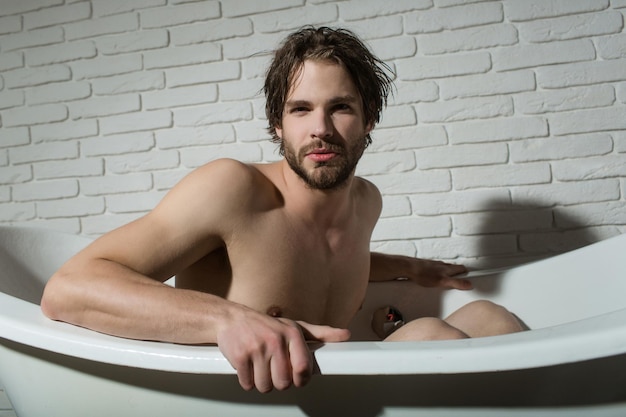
[1,225,626,416]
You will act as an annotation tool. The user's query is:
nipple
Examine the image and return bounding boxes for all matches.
[266,305,283,318]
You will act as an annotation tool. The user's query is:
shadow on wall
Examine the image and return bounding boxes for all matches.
[471,198,604,270]
[444,198,607,313]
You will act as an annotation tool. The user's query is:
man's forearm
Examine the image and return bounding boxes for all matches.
[369,251,416,282]
[369,251,470,289]
[41,258,235,345]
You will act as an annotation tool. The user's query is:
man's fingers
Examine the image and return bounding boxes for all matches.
[269,345,294,391]
[287,337,314,387]
[297,321,351,342]
[220,317,327,392]
[448,263,469,276]
[443,277,473,290]
[236,360,255,391]
[228,323,314,392]
[251,355,273,393]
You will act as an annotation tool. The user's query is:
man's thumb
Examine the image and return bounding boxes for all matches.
[298,321,351,342]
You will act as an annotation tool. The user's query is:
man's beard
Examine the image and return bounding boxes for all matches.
[283,137,366,190]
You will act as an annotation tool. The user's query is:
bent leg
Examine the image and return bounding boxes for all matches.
[382,300,526,342]
[384,317,468,342]
[445,300,526,338]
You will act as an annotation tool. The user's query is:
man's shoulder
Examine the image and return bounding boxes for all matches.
[189,158,267,189]
[184,158,280,208]
[195,157,254,177]
[154,159,279,231]
[353,176,383,217]
[354,176,382,200]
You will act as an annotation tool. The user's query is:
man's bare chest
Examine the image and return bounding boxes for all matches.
[178,215,372,326]
[228,222,370,323]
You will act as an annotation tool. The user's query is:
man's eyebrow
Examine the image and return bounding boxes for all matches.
[285,99,311,108]
[285,95,359,107]
[328,95,359,104]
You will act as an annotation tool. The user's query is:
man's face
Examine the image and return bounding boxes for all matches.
[275,60,372,190]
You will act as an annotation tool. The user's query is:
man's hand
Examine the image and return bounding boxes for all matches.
[408,259,471,290]
[216,310,350,393]
[370,252,471,290]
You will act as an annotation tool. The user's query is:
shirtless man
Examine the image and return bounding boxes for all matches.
[41,27,524,393]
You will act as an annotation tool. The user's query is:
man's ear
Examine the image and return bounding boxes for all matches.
[275,125,283,139]
[364,121,374,135]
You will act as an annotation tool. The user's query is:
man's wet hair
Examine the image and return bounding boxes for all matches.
[264,26,395,154]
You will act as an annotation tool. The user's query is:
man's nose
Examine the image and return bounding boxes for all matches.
[312,111,333,139]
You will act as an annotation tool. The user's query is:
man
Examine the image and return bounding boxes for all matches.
[41,27,524,393]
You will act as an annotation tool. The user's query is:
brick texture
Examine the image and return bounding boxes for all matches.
[0,0,624,269]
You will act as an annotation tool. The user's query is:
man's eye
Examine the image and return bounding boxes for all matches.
[291,107,308,113]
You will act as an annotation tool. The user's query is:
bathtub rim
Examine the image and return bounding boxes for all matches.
[2,289,626,376]
[2,226,626,377]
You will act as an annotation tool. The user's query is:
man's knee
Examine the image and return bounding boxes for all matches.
[450,300,526,335]
[462,300,509,316]
[384,317,468,342]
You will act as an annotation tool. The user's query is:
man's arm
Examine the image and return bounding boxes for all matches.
[43,245,345,391]
[41,159,244,343]
[369,252,472,290]
[356,180,470,290]
[41,159,348,392]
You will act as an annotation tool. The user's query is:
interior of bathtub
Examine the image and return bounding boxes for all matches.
[1,225,626,376]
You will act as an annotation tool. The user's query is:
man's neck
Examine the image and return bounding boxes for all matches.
[278,160,355,229]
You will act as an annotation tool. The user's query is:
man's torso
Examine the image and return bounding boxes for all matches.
[174,162,380,328]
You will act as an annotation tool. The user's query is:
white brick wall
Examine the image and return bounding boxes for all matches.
[0,0,625,268]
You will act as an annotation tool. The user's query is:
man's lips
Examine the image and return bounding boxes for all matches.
[306,149,338,162]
